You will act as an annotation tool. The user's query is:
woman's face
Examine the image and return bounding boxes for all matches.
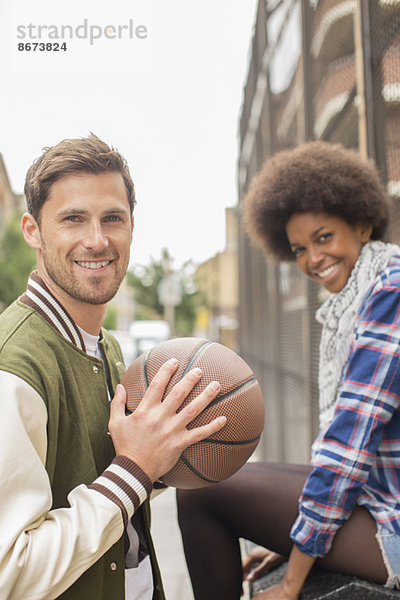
[285,212,373,293]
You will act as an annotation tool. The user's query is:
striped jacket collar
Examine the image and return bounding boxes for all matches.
[20,271,87,352]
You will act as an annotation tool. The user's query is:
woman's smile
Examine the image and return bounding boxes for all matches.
[286,212,373,293]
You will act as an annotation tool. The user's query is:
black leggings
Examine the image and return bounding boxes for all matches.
[177,462,387,600]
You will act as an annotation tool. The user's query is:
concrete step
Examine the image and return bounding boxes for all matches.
[250,562,399,599]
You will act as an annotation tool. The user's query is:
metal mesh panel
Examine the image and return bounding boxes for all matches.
[310,1,357,147]
[237,0,400,463]
[369,3,400,242]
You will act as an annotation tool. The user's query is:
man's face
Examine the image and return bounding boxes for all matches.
[33,171,133,307]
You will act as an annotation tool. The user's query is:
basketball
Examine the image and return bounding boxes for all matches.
[120,337,265,489]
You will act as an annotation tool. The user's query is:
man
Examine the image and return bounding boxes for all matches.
[0,134,226,599]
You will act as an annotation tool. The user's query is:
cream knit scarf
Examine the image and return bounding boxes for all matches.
[316,240,400,431]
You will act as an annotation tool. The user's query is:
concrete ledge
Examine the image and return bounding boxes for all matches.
[249,561,399,599]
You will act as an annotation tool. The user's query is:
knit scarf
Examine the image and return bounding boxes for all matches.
[316,240,400,431]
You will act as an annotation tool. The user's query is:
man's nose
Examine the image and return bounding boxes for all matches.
[83,222,109,252]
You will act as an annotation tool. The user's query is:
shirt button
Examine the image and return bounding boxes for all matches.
[92,365,99,374]
[110,562,117,571]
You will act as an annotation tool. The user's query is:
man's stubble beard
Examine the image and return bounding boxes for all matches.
[40,245,127,306]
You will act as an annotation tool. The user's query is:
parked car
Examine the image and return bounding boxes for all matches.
[129,320,171,358]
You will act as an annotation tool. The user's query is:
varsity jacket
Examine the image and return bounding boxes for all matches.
[0,272,165,600]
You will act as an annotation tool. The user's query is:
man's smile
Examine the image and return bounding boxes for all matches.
[75,260,113,270]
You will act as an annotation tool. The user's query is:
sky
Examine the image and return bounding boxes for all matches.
[0,0,258,270]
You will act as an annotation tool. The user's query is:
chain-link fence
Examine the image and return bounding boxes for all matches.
[238,0,400,463]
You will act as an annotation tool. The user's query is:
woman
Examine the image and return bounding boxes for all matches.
[177,141,400,599]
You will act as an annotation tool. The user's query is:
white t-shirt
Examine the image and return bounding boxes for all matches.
[79,327,153,600]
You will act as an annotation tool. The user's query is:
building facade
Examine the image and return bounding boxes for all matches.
[195,207,239,350]
[238,0,400,463]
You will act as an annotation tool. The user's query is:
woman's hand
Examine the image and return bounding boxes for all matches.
[252,579,300,600]
[243,547,286,582]
[249,544,316,600]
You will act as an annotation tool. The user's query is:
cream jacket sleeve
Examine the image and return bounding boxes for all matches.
[0,371,152,600]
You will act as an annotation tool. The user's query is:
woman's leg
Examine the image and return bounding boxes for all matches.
[177,462,311,600]
[177,462,387,600]
[317,505,386,583]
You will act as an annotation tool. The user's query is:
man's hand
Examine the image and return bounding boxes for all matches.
[108,358,226,482]
[243,547,286,582]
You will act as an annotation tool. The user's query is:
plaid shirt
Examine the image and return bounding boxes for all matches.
[290,255,400,557]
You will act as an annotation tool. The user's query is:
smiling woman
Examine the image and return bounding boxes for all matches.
[242,141,389,262]
[285,213,372,293]
[177,141,400,600]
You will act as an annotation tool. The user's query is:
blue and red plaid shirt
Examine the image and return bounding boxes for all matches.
[290,255,400,557]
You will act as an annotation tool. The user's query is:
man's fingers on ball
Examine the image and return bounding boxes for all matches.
[185,415,227,446]
[115,383,126,399]
[144,358,179,403]
[108,385,127,435]
[162,367,203,410]
[183,380,221,421]
[110,384,126,413]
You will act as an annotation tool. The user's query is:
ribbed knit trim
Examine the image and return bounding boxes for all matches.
[20,271,86,351]
[88,456,152,526]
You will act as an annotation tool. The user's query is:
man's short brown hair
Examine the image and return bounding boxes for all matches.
[24,134,136,222]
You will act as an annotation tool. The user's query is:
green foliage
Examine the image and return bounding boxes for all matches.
[126,248,200,336]
[0,212,36,310]
[125,262,164,319]
[103,304,118,330]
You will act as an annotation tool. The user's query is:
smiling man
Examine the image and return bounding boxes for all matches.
[0,135,225,600]
[22,171,133,331]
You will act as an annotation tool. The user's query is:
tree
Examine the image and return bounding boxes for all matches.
[0,212,36,310]
[126,249,201,337]
[102,304,118,330]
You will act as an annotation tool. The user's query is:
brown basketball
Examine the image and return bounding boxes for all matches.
[120,337,265,489]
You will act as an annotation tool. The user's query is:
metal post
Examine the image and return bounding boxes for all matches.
[354,0,388,185]
[354,0,375,159]
[300,0,313,142]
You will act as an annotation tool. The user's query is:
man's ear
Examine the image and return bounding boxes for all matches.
[21,213,41,250]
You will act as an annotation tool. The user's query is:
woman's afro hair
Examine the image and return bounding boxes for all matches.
[242,141,391,261]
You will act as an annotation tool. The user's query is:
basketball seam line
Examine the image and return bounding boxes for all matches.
[179,454,219,483]
[199,434,261,446]
[206,377,257,409]
[143,340,212,389]
[143,348,151,388]
[180,340,213,379]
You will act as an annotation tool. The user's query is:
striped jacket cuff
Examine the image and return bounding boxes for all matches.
[88,456,153,526]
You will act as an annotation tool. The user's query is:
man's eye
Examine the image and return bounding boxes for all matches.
[65,215,80,222]
[105,215,123,222]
